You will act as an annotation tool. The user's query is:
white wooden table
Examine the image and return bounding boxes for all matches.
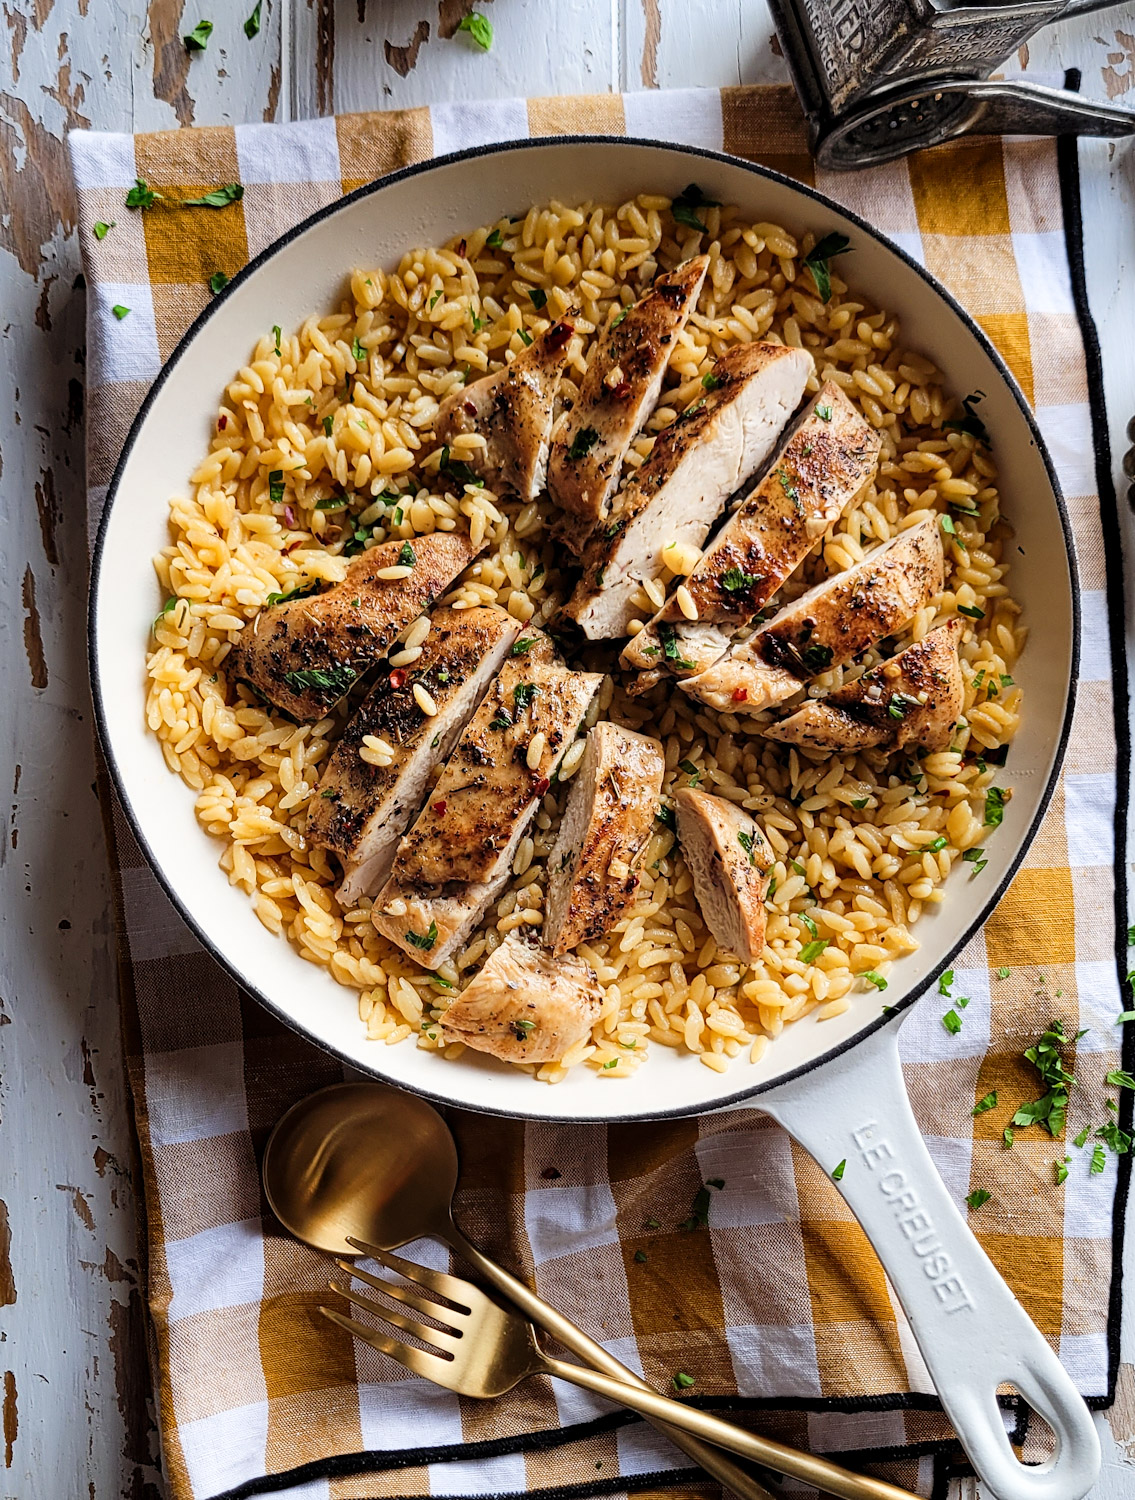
[1,3,1132,1496]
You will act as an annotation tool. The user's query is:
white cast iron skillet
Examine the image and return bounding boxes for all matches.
[90,140,1096,1500]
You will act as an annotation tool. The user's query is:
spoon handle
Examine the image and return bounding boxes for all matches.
[447,1223,776,1500]
[539,1354,919,1500]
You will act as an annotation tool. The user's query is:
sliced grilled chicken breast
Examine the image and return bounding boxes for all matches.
[764,617,965,754]
[308,606,521,905]
[548,257,708,547]
[676,789,773,964]
[437,934,603,1064]
[229,532,480,721]
[683,515,945,715]
[393,647,603,888]
[434,320,574,500]
[621,384,881,686]
[370,841,522,971]
[544,723,665,955]
[562,342,813,640]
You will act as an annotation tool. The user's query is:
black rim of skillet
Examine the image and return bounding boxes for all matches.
[88,135,1081,1125]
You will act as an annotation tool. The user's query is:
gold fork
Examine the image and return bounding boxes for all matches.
[322,1240,918,1500]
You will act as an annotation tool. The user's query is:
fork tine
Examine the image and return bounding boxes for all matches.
[334,1258,463,1327]
[329,1280,462,1354]
[319,1306,453,1387]
[346,1238,474,1308]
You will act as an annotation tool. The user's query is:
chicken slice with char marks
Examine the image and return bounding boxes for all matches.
[676,789,773,965]
[229,531,481,721]
[682,515,945,715]
[434,321,574,500]
[548,257,709,548]
[562,341,813,640]
[621,384,881,686]
[764,617,965,754]
[544,723,665,955]
[307,606,521,905]
[392,639,602,888]
[438,934,603,1064]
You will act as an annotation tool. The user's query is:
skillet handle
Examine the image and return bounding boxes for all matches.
[759,1019,1100,1500]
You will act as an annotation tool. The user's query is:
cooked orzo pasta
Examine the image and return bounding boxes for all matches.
[146,192,1023,1083]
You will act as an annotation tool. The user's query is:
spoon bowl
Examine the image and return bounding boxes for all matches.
[262,1081,457,1254]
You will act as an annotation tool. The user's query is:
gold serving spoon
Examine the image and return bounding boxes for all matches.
[325,1240,918,1500]
[263,1082,914,1500]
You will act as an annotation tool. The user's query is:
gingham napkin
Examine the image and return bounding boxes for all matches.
[69,85,1132,1500]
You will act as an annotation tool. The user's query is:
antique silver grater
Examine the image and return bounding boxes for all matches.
[765,0,1135,167]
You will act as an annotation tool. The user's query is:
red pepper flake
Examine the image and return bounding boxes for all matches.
[433,799,447,816]
[217,413,228,430]
[389,668,407,689]
[462,399,477,416]
[284,538,305,553]
[611,380,632,400]
[545,320,573,351]
[533,777,550,797]
[732,687,749,702]
[456,238,467,259]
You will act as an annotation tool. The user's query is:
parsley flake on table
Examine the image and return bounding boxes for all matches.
[1090,1142,1107,1175]
[996,966,1010,979]
[1055,1157,1071,1184]
[209,271,229,294]
[678,1180,722,1231]
[831,1160,846,1181]
[125,177,163,210]
[803,231,852,303]
[942,1009,963,1036]
[938,969,954,996]
[183,19,213,51]
[112,304,131,320]
[244,2,263,39]
[973,1091,998,1116]
[633,1249,648,1263]
[673,1371,696,1390]
[184,183,244,208]
[93,220,115,240]
[670,183,721,233]
[965,1189,991,1210]
[1106,1070,1135,1090]
[457,11,494,49]
[1009,1020,1082,1138]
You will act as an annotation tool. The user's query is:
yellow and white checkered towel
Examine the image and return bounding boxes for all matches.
[68,85,1131,1500]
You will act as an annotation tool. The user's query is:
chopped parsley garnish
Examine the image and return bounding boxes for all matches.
[1055,1158,1071,1184]
[184,183,245,208]
[944,392,990,444]
[958,603,985,620]
[611,306,629,329]
[851,796,868,810]
[862,971,888,991]
[963,847,988,874]
[1090,1142,1107,1175]
[1003,1127,1014,1147]
[112,304,131,320]
[737,829,758,865]
[428,289,443,311]
[183,19,213,51]
[657,622,696,671]
[702,371,723,391]
[269,470,285,503]
[271,325,282,356]
[831,1159,846,1181]
[678,1180,721,1231]
[679,759,700,783]
[397,541,416,568]
[721,567,761,594]
[457,11,494,50]
[802,643,833,673]
[322,415,334,437]
[315,496,346,511]
[984,787,1007,827]
[93,220,115,240]
[940,513,958,537]
[209,270,230,294]
[352,335,367,363]
[440,445,482,487]
[1107,1069,1135,1090]
[244,2,262,38]
[513,682,538,713]
[485,227,503,249]
[282,663,358,702]
[965,1189,991,1210]
[125,178,163,210]
[803,231,852,303]
[974,1091,998,1115]
[265,580,321,606]
[656,803,676,831]
[153,597,178,629]
[489,708,513,731]
[405,921,439,952]
[510,637,536,656]
[392,508,404,527]
[670,182,721,233]
[942,1009,963,1036]
[815,403,833,421]
[567,427,600,461]
[1010,1020,1082,1138]
[528,287,548,309]
[799,911,818,940]
[776,468,800,508]
[1097,1119,1132,1154]
[939,969,954,996]
[800,939,829,964]
[996,966,1010,980]
[633,1249,648,1263]
[672,1371,696,1390]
